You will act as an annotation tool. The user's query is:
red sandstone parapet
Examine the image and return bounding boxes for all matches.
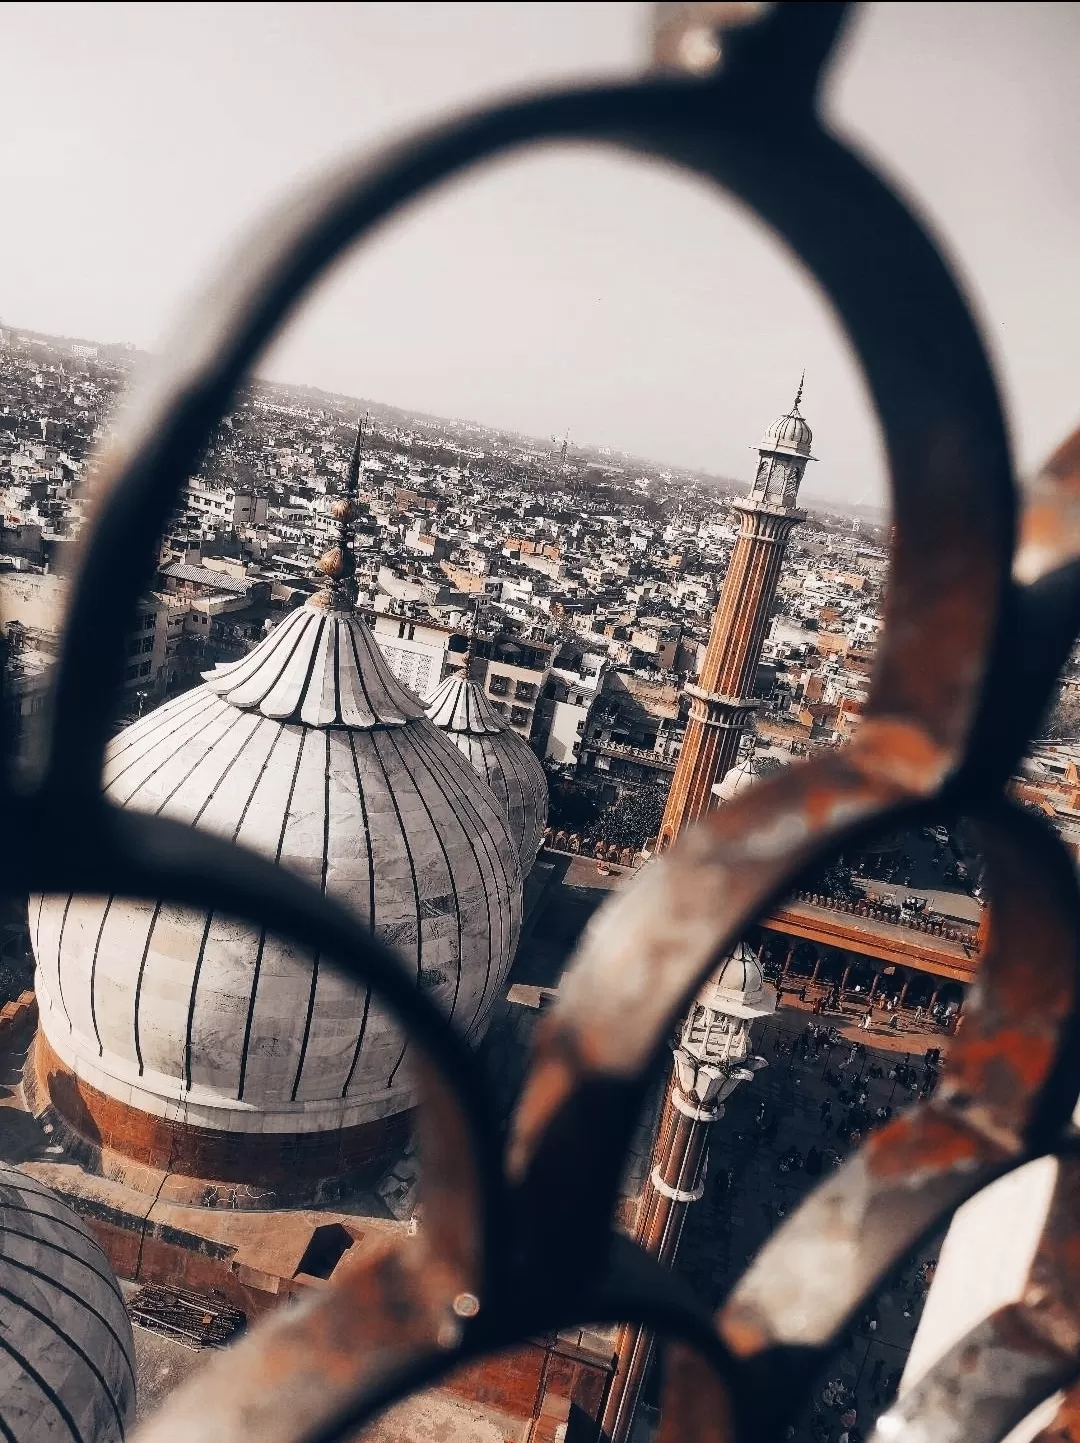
[0,990,37,1040]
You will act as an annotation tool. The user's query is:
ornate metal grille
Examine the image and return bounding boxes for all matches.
[4,3,1080,1440]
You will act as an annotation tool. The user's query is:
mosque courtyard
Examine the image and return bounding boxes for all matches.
[666,1004,945,1443]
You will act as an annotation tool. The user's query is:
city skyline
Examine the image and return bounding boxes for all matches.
[5,316,886,520]
[3,3,1079,507]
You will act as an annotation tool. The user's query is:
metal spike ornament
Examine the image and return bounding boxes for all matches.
[314,415,365,611]
[463,592,481,673]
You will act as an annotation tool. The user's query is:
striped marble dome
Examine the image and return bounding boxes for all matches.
[424,673,548,869]
[30,599,522,1181]
[0,1163,135,1442]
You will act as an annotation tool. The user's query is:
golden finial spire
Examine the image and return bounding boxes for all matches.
[462,593,481,673]
[793,370,805,412]
[314,414,365,611]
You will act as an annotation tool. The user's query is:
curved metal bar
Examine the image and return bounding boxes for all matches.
[1030,1375,1080,1443]
[499,793,1080,1431]
[129,1227,736,1443]
[128,1232,472,1443]
[717,800,1080,1352]
[872,1316,1079,1443]
[8,5,1058,1441]
[509,738,959,1285]
[298,1233,743,1443]
[959,423,1080,793]
[37,0,1016,1308]
[867,1157,1080,1443]
[1015,425,1080,589]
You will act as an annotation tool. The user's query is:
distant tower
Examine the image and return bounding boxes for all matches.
[656,382,813,850]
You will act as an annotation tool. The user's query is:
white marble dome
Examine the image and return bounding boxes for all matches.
[699,941,776,1021]
[30,600,523,1170]
[423,673,548,869]
[0,1162,135,1442]
[759,403,812,458]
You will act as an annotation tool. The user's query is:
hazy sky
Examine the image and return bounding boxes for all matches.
[2,3,1079,505]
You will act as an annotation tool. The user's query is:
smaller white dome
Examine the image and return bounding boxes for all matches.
[699,941,776,1020]
[713,753,761,802]
[759,379,813,459]
[424,673,549,868]
[0,1163,136,1441]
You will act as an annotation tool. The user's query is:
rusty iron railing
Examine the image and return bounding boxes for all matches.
[4,3,1080,1441]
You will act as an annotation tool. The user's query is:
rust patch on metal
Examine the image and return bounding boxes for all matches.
[16,8,1080,1443]
[1033,1380,1080,1443]
[863,1107,1003,1183]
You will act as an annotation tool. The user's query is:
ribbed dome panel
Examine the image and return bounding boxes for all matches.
[31,604,523,1154]
[203,605,426,727]
[424,673,504,735]
[758,406,812,458]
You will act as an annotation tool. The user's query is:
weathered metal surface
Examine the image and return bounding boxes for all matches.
[713,804,1080,1440]
[868,1161,1080,1443]
[1,3,1079,1442]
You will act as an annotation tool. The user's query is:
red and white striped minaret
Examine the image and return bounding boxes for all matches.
[656,382,814,851]
[602,387,814,1441]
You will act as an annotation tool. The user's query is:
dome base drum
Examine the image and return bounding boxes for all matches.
[26,1032,413,1208]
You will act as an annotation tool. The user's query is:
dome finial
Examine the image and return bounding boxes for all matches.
[314,414,366,611]
[463,593,482,672]
[793,369,805,412]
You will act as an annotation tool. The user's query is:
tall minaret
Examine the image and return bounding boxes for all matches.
[600,947,774,1443]
[600,389,812,1442]
[657,383,813,850]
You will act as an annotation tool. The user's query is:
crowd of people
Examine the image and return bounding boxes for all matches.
[771,978,960,1035]
[671,1008,945,1443]
[804,1260,938,1443]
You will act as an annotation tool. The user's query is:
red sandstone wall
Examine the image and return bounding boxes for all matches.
[0,991,36,1041]
[31,1031,410,1201]
[78,1199,614,1437]
[444,1339,613,1440]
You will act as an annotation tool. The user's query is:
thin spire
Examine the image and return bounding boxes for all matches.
[463,593,481,672]
[341,413,366,542]
[313,414,366,611]
[792,370,805,412]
